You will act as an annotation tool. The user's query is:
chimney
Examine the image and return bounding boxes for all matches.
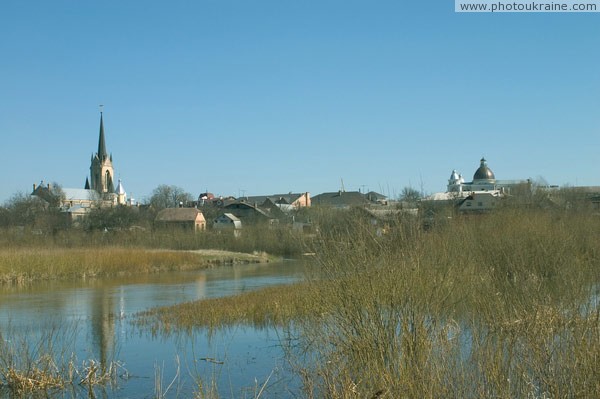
[33,183,36,191]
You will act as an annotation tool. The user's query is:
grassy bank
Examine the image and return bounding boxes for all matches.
[0,224,304,258]
[140,208,600,398]
[0,247,272,284]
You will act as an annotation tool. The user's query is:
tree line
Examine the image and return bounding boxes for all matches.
[0,184,195,233]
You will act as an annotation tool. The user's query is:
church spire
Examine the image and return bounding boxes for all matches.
[90,105,115,195]
[97,110,107,160]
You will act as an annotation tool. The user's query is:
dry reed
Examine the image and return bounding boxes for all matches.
[0,247,271,284]
[140,208,600,398]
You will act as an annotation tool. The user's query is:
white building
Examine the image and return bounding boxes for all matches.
[447,158,530,195]
[424,157,531,212]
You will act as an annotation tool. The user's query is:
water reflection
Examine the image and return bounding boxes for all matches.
[0,261,305,397]
[90,288,116,368]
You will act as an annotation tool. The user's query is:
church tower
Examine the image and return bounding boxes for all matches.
[90,110,115,195]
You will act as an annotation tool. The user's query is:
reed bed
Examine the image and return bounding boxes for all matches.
[0,224,304,257]
[0,326,125,397]
[139,282,320,334]
[140,208,600,398]
[0,247,270,283]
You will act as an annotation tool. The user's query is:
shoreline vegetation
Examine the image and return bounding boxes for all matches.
[0,223,303,284]
[2,207,600,396]
[139,208,600,398]
[0,247,275,284]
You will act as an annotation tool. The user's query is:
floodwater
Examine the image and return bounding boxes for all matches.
[0,260,306,398]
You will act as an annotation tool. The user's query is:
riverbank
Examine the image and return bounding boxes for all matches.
[0,247,275,284]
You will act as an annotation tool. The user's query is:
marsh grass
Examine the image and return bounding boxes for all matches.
[140,208,600,398]
[0,223,299,283]
[0,326,125,397]
[0,247,271,283]
[0,224,304,257]
[139,283,319,334]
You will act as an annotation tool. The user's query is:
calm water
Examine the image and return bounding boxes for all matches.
[0,261,306,398]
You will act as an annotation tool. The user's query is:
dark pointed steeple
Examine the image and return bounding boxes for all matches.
[84,177,90,190]
[90,106,115,195]
[97,111,108,160]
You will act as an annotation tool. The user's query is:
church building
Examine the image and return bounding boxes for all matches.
[447,157,530,195]
[423,157,531,212]
[88,111,115,195]
[32,110,132,224]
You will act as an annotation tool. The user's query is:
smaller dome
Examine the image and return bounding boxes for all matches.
[473,158,495,181]
[449,170,460,181]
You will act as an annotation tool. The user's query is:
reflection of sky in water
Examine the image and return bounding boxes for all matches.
[0,261,305,398]
[118,326,300,398]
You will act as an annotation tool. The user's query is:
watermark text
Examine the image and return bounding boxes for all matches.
[456,0,599,12]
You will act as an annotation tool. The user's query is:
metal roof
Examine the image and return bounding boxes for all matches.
[62,188,97,201]
[115,179,126,195]
[473,158,496,181]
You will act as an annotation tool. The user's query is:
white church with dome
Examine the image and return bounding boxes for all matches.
[446,157,529,194]
[425,158,531,211]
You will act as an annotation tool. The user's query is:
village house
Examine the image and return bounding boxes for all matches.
[155,208,206,232]
[457,191,502,212]
[223,202,275,223]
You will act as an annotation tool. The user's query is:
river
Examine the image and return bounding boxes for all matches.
[0,260,306,398]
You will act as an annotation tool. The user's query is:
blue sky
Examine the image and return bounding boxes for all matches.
[1,1,598,203]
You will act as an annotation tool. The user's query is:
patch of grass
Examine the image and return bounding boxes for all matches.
[139,282,319,333]
[0,247,271,283]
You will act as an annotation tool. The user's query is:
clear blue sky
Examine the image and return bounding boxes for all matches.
[1,1,598,203]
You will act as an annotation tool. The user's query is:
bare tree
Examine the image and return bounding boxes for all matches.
[399,186,421,204]
[148,184,193,210]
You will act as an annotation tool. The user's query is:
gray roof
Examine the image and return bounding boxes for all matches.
[115,179,126,195]
[63,188,97,201]
[311,191,369,207]
[240,193,305,206]
[365,191,387,201]
[223,202,273,219]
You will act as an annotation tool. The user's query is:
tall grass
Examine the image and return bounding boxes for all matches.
[141,208,600,398]
[296,209,599,398]
[0,224,304,257]
[0,325,125,397]
[0,247,270,283]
